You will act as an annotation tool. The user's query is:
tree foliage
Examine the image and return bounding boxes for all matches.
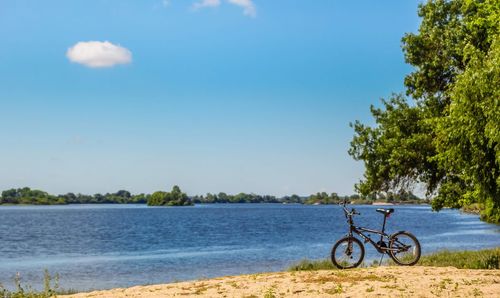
[350,0,500,222]
[0,187,64,205]
[147,185,193,206]
[192,192,280,204]
[434,35,500,221]
[0,187,149,205]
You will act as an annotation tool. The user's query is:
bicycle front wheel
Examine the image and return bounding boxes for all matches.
[331,236,365,269]
[388,231,421,265]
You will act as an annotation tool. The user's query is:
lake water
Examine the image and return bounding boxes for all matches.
[0,204,498,291]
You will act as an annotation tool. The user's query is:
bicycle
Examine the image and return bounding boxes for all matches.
[331,199,421,269]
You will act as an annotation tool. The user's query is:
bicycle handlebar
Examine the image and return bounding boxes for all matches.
[340,199,361,216]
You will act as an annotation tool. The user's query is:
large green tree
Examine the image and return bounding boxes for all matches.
[350,0,500,222]
[434,36,500,221]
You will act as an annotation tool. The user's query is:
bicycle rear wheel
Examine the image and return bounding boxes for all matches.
[331,236,365,269]
[388,231,421,265]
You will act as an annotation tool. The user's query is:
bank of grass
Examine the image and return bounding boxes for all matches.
[0,270,77,298]
[288,247,500,271]
[460,203,500,223]
[417,248,500,269]
[461,203,483,215]
[288,259,381,271]
[288,259,337,271]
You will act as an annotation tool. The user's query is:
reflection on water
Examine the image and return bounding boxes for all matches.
[0,204,498,290]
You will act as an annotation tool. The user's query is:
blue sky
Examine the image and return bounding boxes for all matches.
[0,0,422,196]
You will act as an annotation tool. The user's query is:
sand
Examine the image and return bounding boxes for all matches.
[62,266,500,297]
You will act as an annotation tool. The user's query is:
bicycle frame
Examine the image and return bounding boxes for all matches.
[342,202,401,254]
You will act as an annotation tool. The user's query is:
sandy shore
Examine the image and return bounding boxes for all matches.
[63,266,500,297]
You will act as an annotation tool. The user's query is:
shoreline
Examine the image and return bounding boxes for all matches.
[0,202,431,206]
[62,266,500,297]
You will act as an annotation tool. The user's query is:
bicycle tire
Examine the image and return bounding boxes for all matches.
[331,236,365,269]
[388,231,421,266]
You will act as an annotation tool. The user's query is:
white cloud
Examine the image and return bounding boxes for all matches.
[66,41,132,68]
[192,0,256,17]
[192,0,221,10]
[162,0,170,7]
[227,0,256,17]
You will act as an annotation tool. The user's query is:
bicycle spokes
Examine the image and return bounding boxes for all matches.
[393,238,413,254]
[389,232,421,265]
[332,238,364,269]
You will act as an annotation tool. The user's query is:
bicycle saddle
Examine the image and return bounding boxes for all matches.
[376,208,394,215]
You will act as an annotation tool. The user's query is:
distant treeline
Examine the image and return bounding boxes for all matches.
[302,191,428,205]
[0,187,148,205]
[0,187,428,206]
[192,190,428,205]
[191,193,283,204]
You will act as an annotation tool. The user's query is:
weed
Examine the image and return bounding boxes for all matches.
[263,288,276,298]
[324,284,343,295]
[471,288,483,297]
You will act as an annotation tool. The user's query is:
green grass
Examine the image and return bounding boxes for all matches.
[288,248,500,271]
[288,259,337,271]
[288,258,381,271]
[263,287,276,298]
[0,270,77,298]
[417,248,500,269]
